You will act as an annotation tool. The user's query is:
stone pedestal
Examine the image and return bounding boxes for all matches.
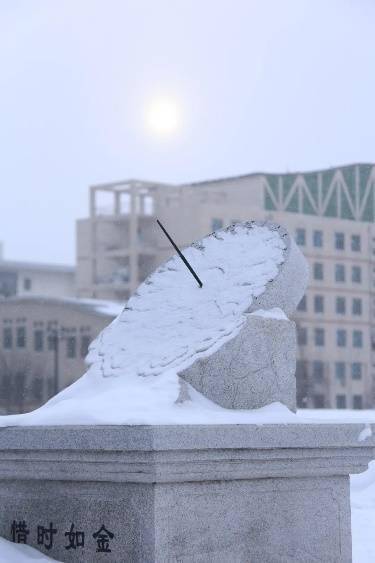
[0,424,374,562]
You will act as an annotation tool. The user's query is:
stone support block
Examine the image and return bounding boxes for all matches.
[179,314,297,411]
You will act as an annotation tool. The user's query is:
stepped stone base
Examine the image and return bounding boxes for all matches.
[0,424,374,562]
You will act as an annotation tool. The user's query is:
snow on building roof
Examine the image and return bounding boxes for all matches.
[0,259,75,274]
[0,295,123,318]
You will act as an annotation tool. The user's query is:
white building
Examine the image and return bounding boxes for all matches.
[0,259,75,299]
[76,163,375,409]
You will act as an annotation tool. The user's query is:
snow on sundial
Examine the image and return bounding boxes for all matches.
[0,221,306,426]
[89,221,287,379]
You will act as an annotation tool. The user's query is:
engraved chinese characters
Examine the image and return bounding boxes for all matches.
[10,519,115,553]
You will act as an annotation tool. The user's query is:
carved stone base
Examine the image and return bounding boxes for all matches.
[0,424,373,562]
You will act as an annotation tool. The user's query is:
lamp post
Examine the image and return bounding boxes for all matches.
[47,327,65,398]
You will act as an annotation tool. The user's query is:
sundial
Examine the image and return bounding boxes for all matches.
[86,220,307,381]
[0,220,308,425]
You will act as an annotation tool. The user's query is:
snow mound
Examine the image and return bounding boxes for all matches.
[0,537,59,562]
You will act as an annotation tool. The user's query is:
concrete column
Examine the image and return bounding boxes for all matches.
[114,191,121,215]
[89,188,97,297]
[89,187,96,218]
[129,185,138,292]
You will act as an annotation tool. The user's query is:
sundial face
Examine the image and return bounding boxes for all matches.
[87,222,287,379]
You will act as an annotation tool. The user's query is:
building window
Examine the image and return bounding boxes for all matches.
[351,235,361,252]
[15,371,25,397]
[353,330,363,348]
[48,333,58,351]
[352,266,362,283]
[47,378,55,398]
[32,378,43,401]
[295,228,306,246]
[66,336,77,359]
[23,278,32,291]
[335,264,345,283]
[335,296,346,314]
[80,335,91,358]
[314,328,325,347]
[335,362,346,384]
[313,262,324,280]
[297,295,307,312]
[312,361,324,383]
[211,218,223,231]
[353,395,363,410]
[335,232,345,250]
[352,298,362,316]
[336,297,346,315]
[3,327,12,350]
[0,272,17,298]
[137,225,145,242]
[34,330,44,352]
[1,374,11,398]
[313,394,325,408]
[297,327,307,345]
[314,295,324,313]
[313,230,323,248]
[296,359,308,379]
[336,395,346,409]
[16,326,26,348]
[337,329,347,347]
[352,363,362,380]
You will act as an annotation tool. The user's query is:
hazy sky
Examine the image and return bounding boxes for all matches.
[1,0,374,264]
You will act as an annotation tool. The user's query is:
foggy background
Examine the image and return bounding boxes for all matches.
[1,0,374,264]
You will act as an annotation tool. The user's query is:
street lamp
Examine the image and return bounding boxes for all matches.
[47,327,66,398]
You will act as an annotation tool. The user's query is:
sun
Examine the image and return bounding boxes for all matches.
[145,97,181,136]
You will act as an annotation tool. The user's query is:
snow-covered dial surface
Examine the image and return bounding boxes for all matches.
[88,221,287,379]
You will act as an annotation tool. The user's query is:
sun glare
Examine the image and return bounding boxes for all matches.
[145,97,181,136]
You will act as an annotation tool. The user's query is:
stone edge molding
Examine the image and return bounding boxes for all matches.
[0,424,374,483]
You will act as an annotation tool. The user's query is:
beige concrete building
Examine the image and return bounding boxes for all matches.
[0,258,75,299]
[0,296,121,414]
[76,163,375,409]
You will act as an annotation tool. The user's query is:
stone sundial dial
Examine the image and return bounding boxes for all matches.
[83,219,308,412]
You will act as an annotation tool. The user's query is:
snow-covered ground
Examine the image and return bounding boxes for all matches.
[351,460,375,562]
[0,537,58,562]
